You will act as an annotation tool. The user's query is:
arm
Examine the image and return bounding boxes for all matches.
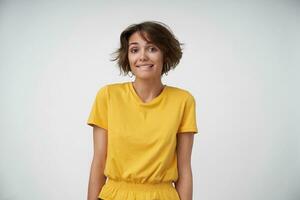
[87,125,108,200]
[175,133,195,200]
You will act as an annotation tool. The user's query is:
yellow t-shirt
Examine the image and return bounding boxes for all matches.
[87,81,198,199]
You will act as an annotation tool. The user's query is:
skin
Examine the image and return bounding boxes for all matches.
[128,31,165,102]
[87,31,195,200]
[175,133,195,200]
[87,125,107,200]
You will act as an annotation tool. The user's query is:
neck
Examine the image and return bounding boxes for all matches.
[132,78,165,102]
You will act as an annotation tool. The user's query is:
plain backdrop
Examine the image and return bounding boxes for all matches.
[0,0,299,200]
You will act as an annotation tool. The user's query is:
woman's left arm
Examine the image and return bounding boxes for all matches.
[175,133,195,200]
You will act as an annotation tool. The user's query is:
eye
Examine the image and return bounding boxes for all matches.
[129,48,138,53]
[148,46,157,52]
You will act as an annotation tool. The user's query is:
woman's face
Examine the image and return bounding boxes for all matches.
[128,31,164,80]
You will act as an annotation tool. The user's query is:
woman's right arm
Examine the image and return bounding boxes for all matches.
[87,125,108,200]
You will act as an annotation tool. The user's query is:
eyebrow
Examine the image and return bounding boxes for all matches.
[129,42,154,46]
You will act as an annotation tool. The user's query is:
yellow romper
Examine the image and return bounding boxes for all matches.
[87,81,198,200]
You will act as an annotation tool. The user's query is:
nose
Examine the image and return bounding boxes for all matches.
[139,49,148,61]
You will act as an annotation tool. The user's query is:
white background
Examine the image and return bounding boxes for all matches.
[0,0,299,199]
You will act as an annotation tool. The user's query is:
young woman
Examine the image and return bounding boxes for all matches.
[87,21,198,200]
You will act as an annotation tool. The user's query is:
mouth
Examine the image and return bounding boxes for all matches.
[136,64,154,69]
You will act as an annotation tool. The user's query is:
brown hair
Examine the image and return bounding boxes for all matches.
[111,21,183,76]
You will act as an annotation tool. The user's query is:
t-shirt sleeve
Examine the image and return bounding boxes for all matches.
[177,93,198,134]
[87,85,109,130]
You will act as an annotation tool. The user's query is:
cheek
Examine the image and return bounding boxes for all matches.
[128,55,136,65]
[155,54,164,65]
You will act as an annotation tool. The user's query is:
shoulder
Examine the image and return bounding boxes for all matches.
[96,82,128,96]
[106,82,128,89]
[166,85,195,100]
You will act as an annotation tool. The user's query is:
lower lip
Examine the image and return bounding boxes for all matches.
[137,65,153,70]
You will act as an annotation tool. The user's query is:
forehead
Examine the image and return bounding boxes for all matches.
[128,31,154,46]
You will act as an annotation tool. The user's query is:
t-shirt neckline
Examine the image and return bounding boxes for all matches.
[128,81,168,106]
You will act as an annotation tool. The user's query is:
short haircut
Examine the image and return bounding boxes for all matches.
[111,21,183,76]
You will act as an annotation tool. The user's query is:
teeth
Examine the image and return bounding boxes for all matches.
[138,65,153,67]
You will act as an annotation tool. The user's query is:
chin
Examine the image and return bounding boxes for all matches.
[135,74,159,80]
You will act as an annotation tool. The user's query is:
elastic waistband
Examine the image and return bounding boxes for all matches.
[106,179,174,191]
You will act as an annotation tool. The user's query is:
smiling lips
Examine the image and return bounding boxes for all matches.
[136,64,154,70]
